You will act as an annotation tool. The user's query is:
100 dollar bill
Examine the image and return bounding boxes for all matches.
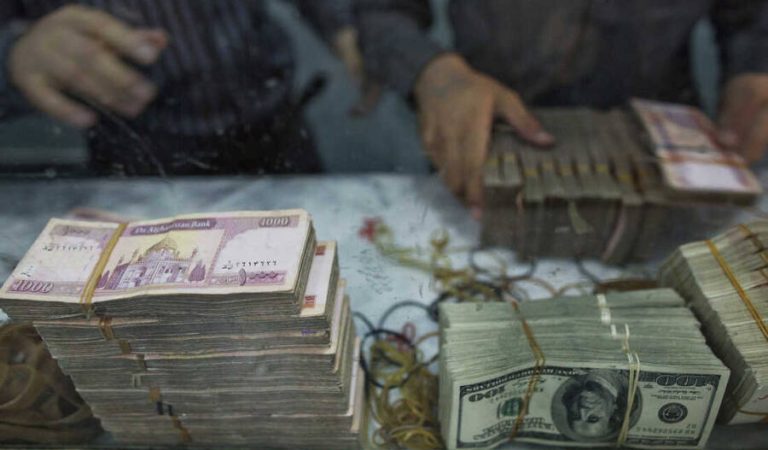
[447,362,728,450]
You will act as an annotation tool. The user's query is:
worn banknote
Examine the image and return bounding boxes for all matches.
[447,364,727,449]
[631,99,762,196]
[0,210,313,303]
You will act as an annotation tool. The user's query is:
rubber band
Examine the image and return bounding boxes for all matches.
[79,223,127,318]
[0,324,100,443]
[170,415,192,443]
[740,224,765,252]
[148,387,161,403]
[362,325,442,450]
[618,350,641,446]
[737,408,768,418]
[706,239,768,343]
[509,302,545,440]
[612,324,640,447]
[135,354,147,371]
[616,171,633,184]
[733,225,768,420]
[118,340,132,355]
[131,373,144,388]
[597,294,612,325]
[98,316,115,341]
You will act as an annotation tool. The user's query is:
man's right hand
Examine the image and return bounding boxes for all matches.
[414,53,554,214]
[8,5,168,128]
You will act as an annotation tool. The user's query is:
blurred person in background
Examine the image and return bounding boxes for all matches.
[0,1,361,175]
[355,0,768,211]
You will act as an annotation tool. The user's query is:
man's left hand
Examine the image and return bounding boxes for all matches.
[718,73,768,162]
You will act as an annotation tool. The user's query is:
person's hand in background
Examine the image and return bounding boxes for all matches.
[718,73,768,162]
[8,4,167,128]
[414,53,554,214]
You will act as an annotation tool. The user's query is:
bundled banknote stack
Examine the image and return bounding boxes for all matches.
[439,289,730,450]
[661,221,768,425]
[0,210,362,448]
[483,99,762,263]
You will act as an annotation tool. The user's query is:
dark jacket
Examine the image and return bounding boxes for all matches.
[355,0,768,107]
[0,0,352,135]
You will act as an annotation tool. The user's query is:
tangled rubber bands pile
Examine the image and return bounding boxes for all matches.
[355,218,657,449]
[0,323,100,444]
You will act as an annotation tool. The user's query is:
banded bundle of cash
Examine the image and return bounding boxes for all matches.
[660,221,768,424]
[439,289,730,450]
[483,99,762,263]
[0,210,362,448]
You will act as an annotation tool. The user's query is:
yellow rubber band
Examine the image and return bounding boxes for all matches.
[706,239,768,343]
[509,303,545,440]
[79,223,127,316]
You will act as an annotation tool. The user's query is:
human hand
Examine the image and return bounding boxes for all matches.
[414,53,554,213]
[718,73,768,162]
[8,4,168,128]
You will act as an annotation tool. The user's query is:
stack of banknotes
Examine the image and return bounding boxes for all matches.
[0,210,362,448]
[438,289,730,450]
[660,221,768,425]
[483,99,762,263]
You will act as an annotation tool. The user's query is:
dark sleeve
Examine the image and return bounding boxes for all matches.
[293,0,354,43]
[353,0,445,95]
[0,1,32,118]
[711,0,768,80]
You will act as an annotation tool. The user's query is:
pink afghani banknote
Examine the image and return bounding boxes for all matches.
[0,210,313,303]
[631,99,762,197]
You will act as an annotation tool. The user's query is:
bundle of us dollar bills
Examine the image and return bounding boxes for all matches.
[660,221,768,425]
[0,210,362,449]
[439,289,730,450]
[483,99,761,263]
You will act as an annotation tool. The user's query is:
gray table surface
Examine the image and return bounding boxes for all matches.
[0,174,765,449]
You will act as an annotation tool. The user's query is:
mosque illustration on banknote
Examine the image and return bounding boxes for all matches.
[96,237,207,291]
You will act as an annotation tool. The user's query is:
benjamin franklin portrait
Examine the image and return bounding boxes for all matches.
[551,370,642,442]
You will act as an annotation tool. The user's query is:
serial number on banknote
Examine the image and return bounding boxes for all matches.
[221,260,279,270]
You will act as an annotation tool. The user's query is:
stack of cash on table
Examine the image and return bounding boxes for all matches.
[660,221,768,425]
[0,210,362,449]
[483,99,762,263]
[438,289,730,450]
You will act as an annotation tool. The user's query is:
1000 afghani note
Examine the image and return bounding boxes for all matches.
[0,210,313,303]
[630,99,761,196]
[447,363,728,450]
